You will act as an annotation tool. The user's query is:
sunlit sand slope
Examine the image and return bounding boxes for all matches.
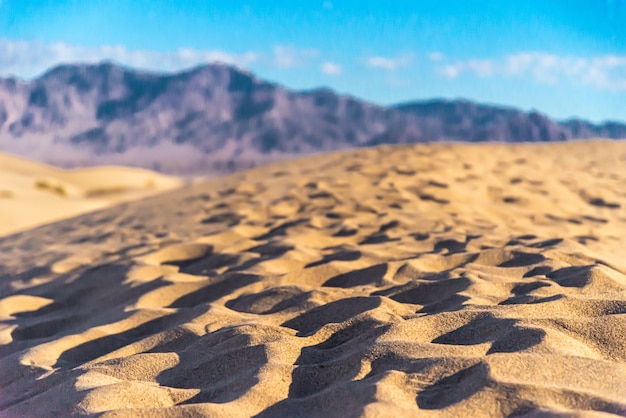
[0,152,183,236]
[1,140,625,417]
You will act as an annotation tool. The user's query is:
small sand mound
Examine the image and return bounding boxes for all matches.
[1,140,626,416]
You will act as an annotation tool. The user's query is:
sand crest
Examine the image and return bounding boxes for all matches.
[1,140,625,417]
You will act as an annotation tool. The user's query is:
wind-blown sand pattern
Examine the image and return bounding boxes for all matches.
[1,141,625,417]
[0,152,183,236]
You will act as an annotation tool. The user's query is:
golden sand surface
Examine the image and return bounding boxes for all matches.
[1,141,625,417]
[0,152,183,236]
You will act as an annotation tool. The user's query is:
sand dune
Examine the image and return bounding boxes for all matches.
[1,140,625,417]
[0,152,183,236]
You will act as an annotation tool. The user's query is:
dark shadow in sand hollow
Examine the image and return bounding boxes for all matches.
[322,263,388,288]
[168,273,262,308]
[432,313,545,354]
[226,286,314,315]
[156,327,268,405]
[9,264,166,358]
[305,248,362,268]
[373,274,471,314]
[256,319,388,418]
[416,362,490,409]
[282,296,382,336]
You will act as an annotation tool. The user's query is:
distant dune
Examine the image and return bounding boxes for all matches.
[1,141,625,416]
[0,152,183,236]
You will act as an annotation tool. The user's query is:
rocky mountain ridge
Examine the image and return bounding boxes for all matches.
[1,62,624,174]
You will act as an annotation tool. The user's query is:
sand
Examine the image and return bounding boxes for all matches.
[0,152,183,236]
[0,140,625,417]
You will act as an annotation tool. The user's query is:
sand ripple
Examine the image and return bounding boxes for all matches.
[1,141,626,417]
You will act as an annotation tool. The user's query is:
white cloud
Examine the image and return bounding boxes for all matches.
[272,45,318,69]
[365,54,413,70]
[466,59,495,77]
[0,38,258,78]
[428,51,444,62]
[320,61,342,75]
[437,52,626,90]
[0,39,328,77]
[440,65,460,78]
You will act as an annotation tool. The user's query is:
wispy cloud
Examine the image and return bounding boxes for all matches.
[365,53,413,70]
[0,38,258,78]
[320,61,342,75]
[272,45,318,69]
[428,51,444,62]
[438,52,626,90]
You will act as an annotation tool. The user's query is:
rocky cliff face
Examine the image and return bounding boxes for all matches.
[1,62,624,174]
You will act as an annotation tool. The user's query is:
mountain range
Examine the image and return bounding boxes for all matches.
[1,62,625,175]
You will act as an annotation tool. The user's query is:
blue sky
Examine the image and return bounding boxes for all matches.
[1,0,625,122]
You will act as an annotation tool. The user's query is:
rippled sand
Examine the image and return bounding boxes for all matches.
[1,141,625,417]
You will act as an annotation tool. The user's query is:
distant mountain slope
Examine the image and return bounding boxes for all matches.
[394,100,626,143]
[1,62,625,174]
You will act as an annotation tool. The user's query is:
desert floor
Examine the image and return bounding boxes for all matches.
[1,141,625,417]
